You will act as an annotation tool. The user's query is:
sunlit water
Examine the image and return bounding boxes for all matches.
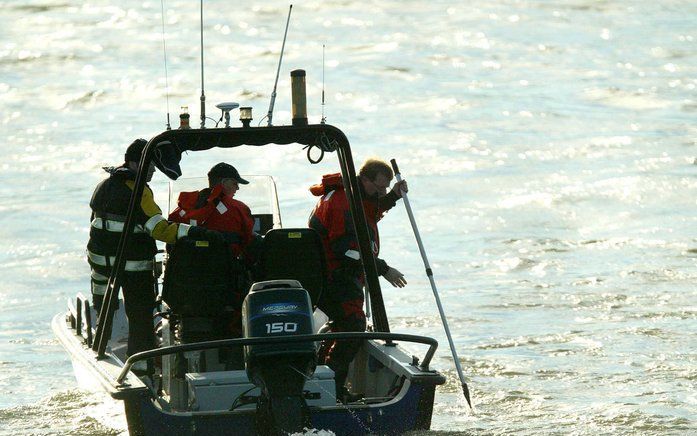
[1,0,695,434]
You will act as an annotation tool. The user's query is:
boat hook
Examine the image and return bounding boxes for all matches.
[390,158,473,409]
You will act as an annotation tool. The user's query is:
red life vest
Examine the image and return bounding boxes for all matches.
[308,173,385,274]
[169,185,254,257]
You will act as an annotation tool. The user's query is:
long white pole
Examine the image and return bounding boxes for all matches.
[199,0,206,128]
[390,159,472,408]
[266,4,293,127]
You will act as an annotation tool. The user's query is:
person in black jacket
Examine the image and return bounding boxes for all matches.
[87,138,220,358]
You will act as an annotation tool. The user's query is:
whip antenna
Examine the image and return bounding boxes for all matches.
[321,44,326,124]
[266,4,293,127]
[199,0,206,128]
[160,0,171,130]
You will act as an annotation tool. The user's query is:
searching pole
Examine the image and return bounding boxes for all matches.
[390,159,473,409]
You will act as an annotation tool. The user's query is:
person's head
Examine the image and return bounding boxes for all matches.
[207,162,249,197]
[358,158,393,198]
[125,138,156,182]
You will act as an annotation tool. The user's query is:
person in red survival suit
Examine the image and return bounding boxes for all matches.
[308,158,407,400]
[169,162,258,342]
[169,162,255,258]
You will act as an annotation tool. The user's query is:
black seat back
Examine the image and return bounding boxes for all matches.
[162,238,244,317]
[260,228,326,305]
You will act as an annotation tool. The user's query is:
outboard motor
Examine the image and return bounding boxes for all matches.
[242,280,316,435]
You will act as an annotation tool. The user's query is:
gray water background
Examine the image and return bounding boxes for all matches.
[0,0,695,434]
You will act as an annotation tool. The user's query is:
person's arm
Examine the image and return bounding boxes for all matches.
[378,190,399,214]
[326,198,364,272]
[240,203,255,247]
[375,258,389,276]
[377,180,407,215]
[129,182,190,244]
[239,203,260,262]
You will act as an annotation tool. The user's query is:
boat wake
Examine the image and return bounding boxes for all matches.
[0,389,126,435]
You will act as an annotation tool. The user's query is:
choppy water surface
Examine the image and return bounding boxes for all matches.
[1,0,695,434]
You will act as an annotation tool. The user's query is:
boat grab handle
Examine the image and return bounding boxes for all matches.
[116,332,438,385]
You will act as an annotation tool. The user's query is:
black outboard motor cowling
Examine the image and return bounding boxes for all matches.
[242,280,317,435]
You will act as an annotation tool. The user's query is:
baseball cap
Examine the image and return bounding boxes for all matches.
[207,162,249,185]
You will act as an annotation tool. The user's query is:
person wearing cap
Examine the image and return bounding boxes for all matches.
[168,162,257,341]
[169,162,256,259]
[308,157,407,401]
[87,138,224,360]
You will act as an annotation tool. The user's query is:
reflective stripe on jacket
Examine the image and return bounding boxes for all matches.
[87,251,154,271]
[87,166,189,270]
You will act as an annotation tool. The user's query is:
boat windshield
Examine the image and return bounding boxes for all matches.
[168,175,282,234]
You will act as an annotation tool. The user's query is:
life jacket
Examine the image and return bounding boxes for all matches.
[309,172,343,197]
[308,173,383,274]
[169,185,254,257]
[171,186,222,226]
[87,166,157,274]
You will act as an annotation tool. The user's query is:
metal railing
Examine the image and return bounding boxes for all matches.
[74,294,94,347]
[116,332,439,385]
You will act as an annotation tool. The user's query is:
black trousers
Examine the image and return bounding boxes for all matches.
[121,271,156,357]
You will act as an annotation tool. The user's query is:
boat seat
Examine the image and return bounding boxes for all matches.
[259,228,326,306]
[162,237,245,318]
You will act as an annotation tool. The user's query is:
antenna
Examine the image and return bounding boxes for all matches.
[199,0,206,128]
[321,44,326,124]
[265,4,293,127]
[215,101,240,128]
[160,0,171,130]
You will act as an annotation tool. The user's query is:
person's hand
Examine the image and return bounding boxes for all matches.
[188,226,225,244]
[383,267,407,288]
[391,180,408,198]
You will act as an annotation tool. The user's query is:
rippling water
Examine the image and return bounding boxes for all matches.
[1,0,695,434]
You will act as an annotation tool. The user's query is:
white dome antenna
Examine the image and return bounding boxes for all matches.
[215,101,240,127]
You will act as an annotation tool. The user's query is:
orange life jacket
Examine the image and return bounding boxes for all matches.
[308,173,385,275]
[169,185,254,257]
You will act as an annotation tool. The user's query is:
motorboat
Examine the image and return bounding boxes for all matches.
[52,121,448,435]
